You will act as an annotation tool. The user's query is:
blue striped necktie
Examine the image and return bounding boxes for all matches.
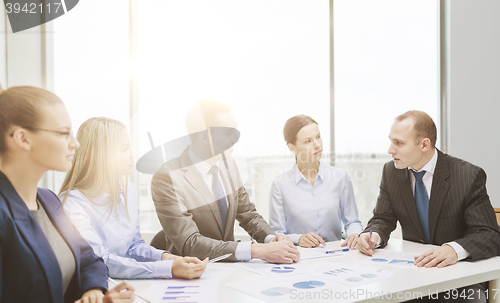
[209,166,228,230]
[413,170,430,243]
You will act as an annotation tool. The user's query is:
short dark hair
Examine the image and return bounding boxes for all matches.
[395,110,437,147]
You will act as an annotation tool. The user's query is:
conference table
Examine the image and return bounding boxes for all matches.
[113,239,500,303]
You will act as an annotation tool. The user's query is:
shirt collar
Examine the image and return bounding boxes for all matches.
[408,148,438,175]
[189,147,215,176]
[293,161,323,184]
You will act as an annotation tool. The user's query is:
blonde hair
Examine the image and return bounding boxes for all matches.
[0,84,62,156]
[59,117,129,221]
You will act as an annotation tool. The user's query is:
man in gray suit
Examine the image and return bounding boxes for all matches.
[358,110,500,302]
[151,99,300,263]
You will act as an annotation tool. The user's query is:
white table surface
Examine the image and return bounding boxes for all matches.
[112,239,500,303]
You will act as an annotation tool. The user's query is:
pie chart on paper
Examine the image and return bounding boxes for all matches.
[261,287,292,296]
[293,281,326,289]
[271,266,295,273]
[372,258,388,262]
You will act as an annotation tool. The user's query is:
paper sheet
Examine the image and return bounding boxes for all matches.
[146,280,218,303]
[307,261,394,286]
[198,265,238,282]
[227,274,341,302]
[298,246,350,260]
[362,250,420,269]
[232,260,314,277]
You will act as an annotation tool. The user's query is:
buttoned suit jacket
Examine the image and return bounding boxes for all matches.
[151,147,275,261]
[365,150,500,260]
[0,171,108,303]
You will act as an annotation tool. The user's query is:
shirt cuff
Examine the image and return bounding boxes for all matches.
[373,232,382,248]
[264,235,275,243]
[443,241,470,261]
[152,259,174,279]
[153,250,167,261]
[234,241,252,261]
[286,234,302,245]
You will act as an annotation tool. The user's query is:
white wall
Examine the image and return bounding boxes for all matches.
[446,0,500,208]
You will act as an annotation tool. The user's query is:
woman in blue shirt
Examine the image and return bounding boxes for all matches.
[0,85,134,303]
[59,117,208,279]
[269,115,363,248]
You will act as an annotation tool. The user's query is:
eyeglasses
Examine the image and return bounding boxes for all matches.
[9,128,74,140]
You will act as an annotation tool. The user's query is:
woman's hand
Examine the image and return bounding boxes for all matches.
[74,281,135,303]
[172,257,209,279]
[74,289,104,303]
[340,234,358,249]
[298,232,326,248]
[104,281,135,303]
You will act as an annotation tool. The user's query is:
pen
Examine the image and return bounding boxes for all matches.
[208,253,233,263]
[325,248,349,254]
[369,230,373,252]
[108,277,150,303]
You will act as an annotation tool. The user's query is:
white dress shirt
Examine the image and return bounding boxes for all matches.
[61,182,173,279]
[408,148,469,260]
[269,162,364,244]
[188,148,274,261]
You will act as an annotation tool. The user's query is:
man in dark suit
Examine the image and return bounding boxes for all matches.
[358,110,500,302]
[151,99,300,263]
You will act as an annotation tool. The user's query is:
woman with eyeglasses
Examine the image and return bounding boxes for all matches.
[0,85,135,303]
[59,117,208,280]
[269,115,363,248]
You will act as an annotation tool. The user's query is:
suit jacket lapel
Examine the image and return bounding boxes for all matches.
[0,173,63,302]
[428,150,450,243]
[180,149,225,235]
[398,169,427,240]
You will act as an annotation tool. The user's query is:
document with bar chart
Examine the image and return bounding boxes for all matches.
[147,281,218,303]
[362,250,420,269]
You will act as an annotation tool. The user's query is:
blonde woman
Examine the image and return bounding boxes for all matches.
[59,117,208,279]
[0,85,134,303]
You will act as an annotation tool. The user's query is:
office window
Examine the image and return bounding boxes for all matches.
[52,0,129,192]
[136,0,330,235]
[333,0,440,234]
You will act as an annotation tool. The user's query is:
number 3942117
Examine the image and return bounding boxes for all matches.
[5,2,63,14]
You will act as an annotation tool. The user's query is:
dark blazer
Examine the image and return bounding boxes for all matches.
[0,171,108,303]
[365,150,500,260]
[151,147,275,261]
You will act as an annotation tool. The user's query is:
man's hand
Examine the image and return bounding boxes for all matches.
[252,242,300,263]
[172,257,208,279]
[298,232,326,248]
[269,233,294,245]
[357,232,380,256]
[103,281,135,303]
[340,234,358,249]
[161,253,182,260]
[414,245,458,268]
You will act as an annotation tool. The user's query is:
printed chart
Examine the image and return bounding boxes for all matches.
[147,281,217,303]
[362,251,420,269]
[227,274,341,302]
[233,261,310,277]
[308,262,394,286]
